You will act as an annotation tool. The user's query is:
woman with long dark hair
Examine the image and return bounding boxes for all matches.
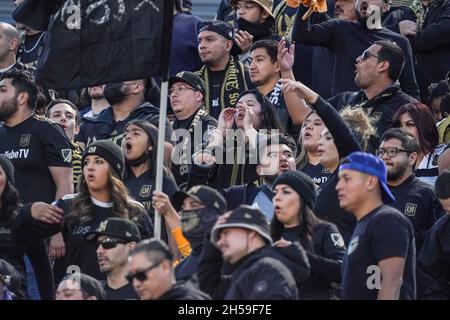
[271,170,346,299]
[17,140,152,285]
[392,102,446,186]
[296,111,331,186]
[189,89,285,189]
[0,155,26,299]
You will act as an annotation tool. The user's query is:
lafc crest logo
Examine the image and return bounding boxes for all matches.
[20,134,31,147]
[348,236,359,255]
[371,112,383,123]
[330,233,345,248]
[61,149,72,163]
[139,185,152,198]
[98,220,108,232]
[404,203,417,217]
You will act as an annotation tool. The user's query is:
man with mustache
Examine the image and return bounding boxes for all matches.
[378,129,445,250]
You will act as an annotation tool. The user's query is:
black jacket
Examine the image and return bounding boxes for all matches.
[384,0,450,102]
[159,281,211,300]
[390,174,445,250]
[292,6,420,99]
[197,237,310,300]
[76,102,173,146]
[328,85,417,150]
[281,223,346,300]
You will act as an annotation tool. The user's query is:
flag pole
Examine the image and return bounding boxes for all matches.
[154,81,168,240]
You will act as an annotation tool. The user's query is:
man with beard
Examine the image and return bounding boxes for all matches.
[80,85,109,120]
[84,218,141,300]
[292,0,420,99]
[189,134,297,218]
[0,70,73,300]
[75,79,173,160]
[197,21,252,120]
[377,129,445,249]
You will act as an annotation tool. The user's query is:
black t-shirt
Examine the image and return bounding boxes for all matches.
[417,214,450,298]
[104,282,139,300]
[389,174,445,250]
[172,110,218,190]
[342,205,416,300]
[0,115,72,203]
[124,172,178,221]
[266,80,301,140]
[208,69,227,120]
[301,162,332,187]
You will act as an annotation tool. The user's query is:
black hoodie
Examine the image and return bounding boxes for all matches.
[76,102,173,147]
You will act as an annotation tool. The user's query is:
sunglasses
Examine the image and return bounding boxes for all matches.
[125,261,162,283]
[360,50,379,61]
[96,238,128,250]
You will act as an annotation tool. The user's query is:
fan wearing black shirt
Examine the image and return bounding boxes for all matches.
[0,70,73,299]
[378,129,445,250]
[197,21,252,119]
[417,170,450,299]
[121,120,178,246]
[169,71,217,191]
[249,39,306,140]
[84,218,141,300]
[337,151,416,300]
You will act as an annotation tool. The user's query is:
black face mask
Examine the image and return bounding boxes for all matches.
[125,150,150,167]
[236,18,273,41]
[181,207,218,245]
[104,82,127,106]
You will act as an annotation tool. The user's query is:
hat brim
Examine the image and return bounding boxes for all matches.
[168,76,204,95]
[210,223,273,248]
[171,191,204,212]
[83,231,138,243]
[230,0,275,19]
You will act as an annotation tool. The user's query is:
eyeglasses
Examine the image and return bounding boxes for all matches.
[96,238,128,250]
[376,147,411,158]
[169,86,196,96]
[359,50,379,62]
[125,261,163,283]
[233,3,257,11]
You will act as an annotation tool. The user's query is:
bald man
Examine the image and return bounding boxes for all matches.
[0,23,20,73]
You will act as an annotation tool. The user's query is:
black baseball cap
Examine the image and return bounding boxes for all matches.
[169,71,206,95]
[210,205,272,246]
[172,185,227,214]
[199,21,234,41]
[84,217,141,243]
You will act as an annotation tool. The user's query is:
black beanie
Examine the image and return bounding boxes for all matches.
[273,171,316,209]
[0,154,15,184]
[82,140,125,179]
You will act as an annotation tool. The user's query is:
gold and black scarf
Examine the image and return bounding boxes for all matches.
[198,56,248,113]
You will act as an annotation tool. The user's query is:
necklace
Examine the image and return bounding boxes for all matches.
[22,32,46,54]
